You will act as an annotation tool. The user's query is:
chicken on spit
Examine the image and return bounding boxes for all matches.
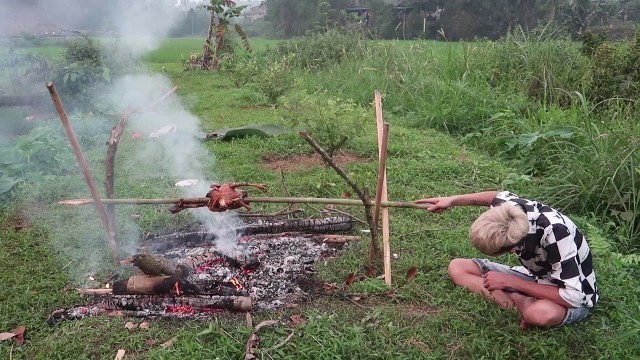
[168,182,267,214]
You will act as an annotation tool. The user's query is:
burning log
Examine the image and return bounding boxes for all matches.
[96,294,252,312]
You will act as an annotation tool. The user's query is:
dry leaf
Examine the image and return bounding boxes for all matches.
[114,349,126,360]
[12,326,25,346]
[341,191,352,198]
[160,337,177,349]
[124,322,137,330]
[344,273,357,287]
[364,265,376,278]
[289,315,306,326]
[323,283,337,294]
[139,322,150,330]
[405,267,418,282]
[145,338,156,347]
[244,333,260,360]
[255,320,278,332]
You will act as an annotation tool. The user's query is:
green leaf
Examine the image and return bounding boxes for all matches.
[0,175,22,194]
[206,124,289,141]
[518,132,540,147]
[70,73,77,82]
[63,73,69,83]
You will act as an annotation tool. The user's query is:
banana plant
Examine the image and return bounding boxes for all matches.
[200,0,251,70]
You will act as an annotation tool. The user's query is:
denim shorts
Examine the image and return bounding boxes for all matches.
[471,258,591,326]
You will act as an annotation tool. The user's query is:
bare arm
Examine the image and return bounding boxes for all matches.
[415,191,499,212]
[484,272,574,308]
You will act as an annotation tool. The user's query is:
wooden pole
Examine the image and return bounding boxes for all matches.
[58,196,432,209]
[103,86,178,252]
[46,82,119,263]
[374,91,392,286]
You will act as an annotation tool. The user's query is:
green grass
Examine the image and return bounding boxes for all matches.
[1,37,639,359]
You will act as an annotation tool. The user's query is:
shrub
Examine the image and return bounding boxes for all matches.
[254,55,295,104]
[278,91,368,157]
[272,28,368,71]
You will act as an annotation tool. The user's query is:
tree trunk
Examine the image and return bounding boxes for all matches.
[202,11,216,69]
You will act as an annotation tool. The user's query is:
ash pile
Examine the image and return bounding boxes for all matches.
[49,216,354,324]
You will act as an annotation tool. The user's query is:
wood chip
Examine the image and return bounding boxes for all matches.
[114,349,125,360]
[245,313,254,329]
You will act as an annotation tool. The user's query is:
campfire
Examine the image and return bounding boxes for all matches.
[49,217,355,324]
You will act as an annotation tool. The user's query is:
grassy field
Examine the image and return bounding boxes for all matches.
[0,36,639,359]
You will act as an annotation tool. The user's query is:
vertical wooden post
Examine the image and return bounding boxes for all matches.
[46,82,119,263]
[374,91,392,286]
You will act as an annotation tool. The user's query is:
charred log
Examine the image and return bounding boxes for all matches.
[238,216,353,235]
[144,217,353,252]
[95,294,252,312]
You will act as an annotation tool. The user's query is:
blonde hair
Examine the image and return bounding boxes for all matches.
[469,204,529,255]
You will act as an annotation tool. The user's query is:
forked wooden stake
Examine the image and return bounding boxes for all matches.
[47,82,119,264]
[374,91,392,286]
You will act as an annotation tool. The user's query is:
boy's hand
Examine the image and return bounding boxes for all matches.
[482,271,513,291]
[415,196,454,213]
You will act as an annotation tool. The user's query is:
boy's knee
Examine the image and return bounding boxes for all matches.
[522,302,565,327]
[447,258,477,284]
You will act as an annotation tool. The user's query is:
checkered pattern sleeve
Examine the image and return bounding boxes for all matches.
[541,222,585,307]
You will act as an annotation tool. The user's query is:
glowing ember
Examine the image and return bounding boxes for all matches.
[230,278,243,291]
[165,305,196,314]
[195,258,224,273]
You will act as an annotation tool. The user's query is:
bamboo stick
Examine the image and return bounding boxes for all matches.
[58,196,432,209]
[47,82,119,264]
[374,91,392,286]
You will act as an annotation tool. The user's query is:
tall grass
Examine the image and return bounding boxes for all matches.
[253,28,640,252]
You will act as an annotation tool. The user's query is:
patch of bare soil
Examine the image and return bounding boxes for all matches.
[261,152,371,172]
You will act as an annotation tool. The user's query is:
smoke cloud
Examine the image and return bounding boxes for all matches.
[0,0,243,279]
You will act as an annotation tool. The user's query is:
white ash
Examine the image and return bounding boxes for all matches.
[162,233,339,310]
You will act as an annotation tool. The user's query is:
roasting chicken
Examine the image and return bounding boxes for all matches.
[168,182,267,214]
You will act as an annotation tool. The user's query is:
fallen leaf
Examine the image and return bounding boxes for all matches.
[145,338,156,347]
[124,322,137,330]
[341,191,352,198]
[255,320,279,332]
[364,265,376,278]
[139,322,149,330]
[114,349,126,360]
[323,283,337,294]
[244,333,260,360]
[405,267,418,282]
[289,315,306,326]
[12,326,25,346]
[344,273,357,287]
[160,337,177,349]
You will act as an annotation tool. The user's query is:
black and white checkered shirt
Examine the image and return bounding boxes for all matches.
[491,191,599,307]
